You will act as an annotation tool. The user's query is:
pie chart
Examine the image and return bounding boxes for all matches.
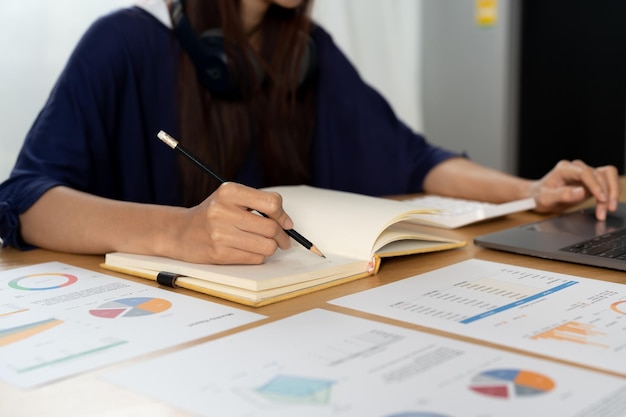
[89,297,172,318]
[469,368,555,399]
[9,273,78,290]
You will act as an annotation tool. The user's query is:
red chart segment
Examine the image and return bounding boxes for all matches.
[469,369,555,399]
[89,297,172,319]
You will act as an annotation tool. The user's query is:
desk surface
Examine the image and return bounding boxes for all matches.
[2,197,626,416]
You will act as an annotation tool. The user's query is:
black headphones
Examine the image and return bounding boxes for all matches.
[169,0,316,100]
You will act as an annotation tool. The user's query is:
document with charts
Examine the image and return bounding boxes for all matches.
[330,259,626,375]
[105,309,626,417]
[0,262,264,388]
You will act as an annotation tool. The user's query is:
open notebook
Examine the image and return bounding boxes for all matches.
[102,185,465,306]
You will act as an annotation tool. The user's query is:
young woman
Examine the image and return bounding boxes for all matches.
[0,0,619,264]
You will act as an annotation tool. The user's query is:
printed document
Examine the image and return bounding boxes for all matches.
[330,259,626,375]
[0,262,264,388]
[105,309,626,417]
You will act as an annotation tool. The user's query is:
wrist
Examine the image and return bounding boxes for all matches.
[520,179,537,200]
[150,206,189,258]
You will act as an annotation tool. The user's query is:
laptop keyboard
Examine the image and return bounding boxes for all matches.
[560,229,626,259]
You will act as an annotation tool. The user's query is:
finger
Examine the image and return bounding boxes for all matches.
[228,209,291,251]
[597,165,620,211]
[219,183,295,230]
[592,166,619,220]
[573,162,620,219]
[206,219,283,260]
[187,219,270,265]
[201,189,289,256]
[570,160,608,204]
[594,202,608,222]
[252,190,294,230]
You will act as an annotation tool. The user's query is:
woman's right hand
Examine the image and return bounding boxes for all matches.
[169,182,294,264]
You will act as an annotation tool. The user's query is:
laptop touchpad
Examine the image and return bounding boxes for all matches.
[522,210,625,238]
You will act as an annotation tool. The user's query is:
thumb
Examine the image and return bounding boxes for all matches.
[535,186,586,213]
[564,186,587,202]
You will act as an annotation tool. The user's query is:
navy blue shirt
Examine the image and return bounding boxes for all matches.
[0,7,459,249]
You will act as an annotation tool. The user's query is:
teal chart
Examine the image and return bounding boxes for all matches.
[255,374,334,405]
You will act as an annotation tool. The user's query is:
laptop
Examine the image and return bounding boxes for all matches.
[474,202,626,271]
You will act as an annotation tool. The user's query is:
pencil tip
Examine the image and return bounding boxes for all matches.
[310,246,326,258]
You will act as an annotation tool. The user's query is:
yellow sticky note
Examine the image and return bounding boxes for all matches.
[476,0,498,27]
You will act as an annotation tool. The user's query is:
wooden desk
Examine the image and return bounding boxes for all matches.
[2,204,625,416]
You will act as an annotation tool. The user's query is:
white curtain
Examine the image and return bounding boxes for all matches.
[312,0,423,132]
[0,1,132,181]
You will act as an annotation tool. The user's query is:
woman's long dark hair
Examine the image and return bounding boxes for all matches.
[176,0,316,206]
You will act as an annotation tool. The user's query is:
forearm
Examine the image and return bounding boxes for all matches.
[19,186,183,256]
[423,157,533,203]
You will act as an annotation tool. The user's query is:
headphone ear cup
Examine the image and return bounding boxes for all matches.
[169,0,316,99]
[199,29,264,98]
[192,29,231,96]
[295,34,317,88]
[171,14,241,98]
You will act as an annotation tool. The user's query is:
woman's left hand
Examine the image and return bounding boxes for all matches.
[530,159,620,220]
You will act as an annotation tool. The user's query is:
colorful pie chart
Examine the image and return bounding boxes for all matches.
[9,273,78,291]
[469,369,555,399]
[89,297,172,318]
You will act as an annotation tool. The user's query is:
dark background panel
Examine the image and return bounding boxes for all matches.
[518,1,626,178]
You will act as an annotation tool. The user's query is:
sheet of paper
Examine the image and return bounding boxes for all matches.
[330,259,626,375]
[0,262,265,388]
[104,309,626,417]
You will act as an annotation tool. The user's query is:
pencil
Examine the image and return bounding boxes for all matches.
[157,130,326,258]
